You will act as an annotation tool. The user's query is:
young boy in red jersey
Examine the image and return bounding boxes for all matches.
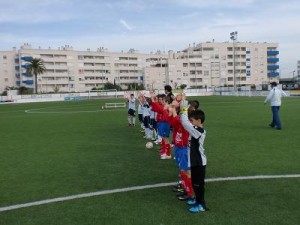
[167,99,194,201]
[149,93,171,159]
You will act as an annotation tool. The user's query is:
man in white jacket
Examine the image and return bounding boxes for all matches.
[264,82,287,130]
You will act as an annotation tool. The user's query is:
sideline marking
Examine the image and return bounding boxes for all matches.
[0,174,299,213]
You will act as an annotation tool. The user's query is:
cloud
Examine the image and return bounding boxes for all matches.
[119,19,134,30]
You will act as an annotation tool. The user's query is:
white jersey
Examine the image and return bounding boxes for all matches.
[150,106,155,119]
[142,103,151,117]
[138,104,144,115]
[128,98,136,110]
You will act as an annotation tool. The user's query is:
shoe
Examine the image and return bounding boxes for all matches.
[269,124,275,128]
[151,138,157,141]
[187,198,196,205]
[173,183,182,189]
[276,127,282,130]
[176,191,187,197]
[177,194,190,201]
[160,154,171,160]
[173,187,185,193]
[189,204,206,213]
[154,141,162,145]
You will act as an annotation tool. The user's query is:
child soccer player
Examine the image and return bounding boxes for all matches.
[167,101,194,201]
[180,99,208,213]
[126,93,136,127]
[139,93,152,140]
[150,93,171,159]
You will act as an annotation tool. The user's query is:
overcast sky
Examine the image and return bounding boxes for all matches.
[0,0,299,77]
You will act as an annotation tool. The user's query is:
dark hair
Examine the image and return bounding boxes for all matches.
[165,96,171,104]
[164,85,172,92]
[189,100,200,110]
[270,82,277,87]
[188,109,205,123]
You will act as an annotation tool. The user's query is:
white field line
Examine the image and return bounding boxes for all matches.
[0,174,299,213]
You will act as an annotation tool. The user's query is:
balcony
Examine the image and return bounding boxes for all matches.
[21,56,33,61]
[21,64,30,69]
[267,65,279,70]
[267,50,279,56]
[267,58,279,63]
[22,80,34,85]
[15,74,20,78]
[267,72,279,77]
[22,72,32,77]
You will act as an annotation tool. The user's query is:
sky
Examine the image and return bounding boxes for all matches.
[0,0,299,78]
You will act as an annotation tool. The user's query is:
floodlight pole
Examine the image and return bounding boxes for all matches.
[230,31,238,92]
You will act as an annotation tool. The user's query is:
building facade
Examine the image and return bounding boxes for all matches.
[0,41,279,94]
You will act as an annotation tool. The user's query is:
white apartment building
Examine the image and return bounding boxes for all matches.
[297,60,300,82]
[0,41,279,94]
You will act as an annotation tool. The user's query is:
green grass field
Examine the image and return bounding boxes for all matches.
[0,96,299,225]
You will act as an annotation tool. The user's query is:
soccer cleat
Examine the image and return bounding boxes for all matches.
[176,191,187,197]
[269,124,275,128]
[187,198,196,205]
[177,194,190,201]
[188,204,206,213]
[154,140,162,145]
[160,154,171,160]
[173,187,185,193]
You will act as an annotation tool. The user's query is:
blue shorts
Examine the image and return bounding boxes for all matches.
[157,121,170,137]
[174,146,189,170]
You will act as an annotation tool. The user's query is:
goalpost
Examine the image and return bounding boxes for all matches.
[87,89,118,100]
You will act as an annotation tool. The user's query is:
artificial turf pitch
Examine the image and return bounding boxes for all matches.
[0,96,299,225]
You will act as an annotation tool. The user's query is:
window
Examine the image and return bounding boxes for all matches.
[3,55,7,60]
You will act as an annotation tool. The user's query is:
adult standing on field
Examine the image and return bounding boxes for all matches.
[264,81,287,130]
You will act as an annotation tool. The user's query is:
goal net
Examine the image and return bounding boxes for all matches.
[87,89,118,100]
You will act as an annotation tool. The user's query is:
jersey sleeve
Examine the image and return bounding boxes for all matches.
[151,102,164,113]
[180,114,201,139]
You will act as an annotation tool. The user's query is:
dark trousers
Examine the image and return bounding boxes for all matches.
[191,165,206,207]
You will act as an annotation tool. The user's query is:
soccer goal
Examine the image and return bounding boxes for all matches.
[104,102,126,109]
[88,89,118,100]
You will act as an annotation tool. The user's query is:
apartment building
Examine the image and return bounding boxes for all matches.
[297,60,300,82]
[0,49,18,93]
[0,41,279,93]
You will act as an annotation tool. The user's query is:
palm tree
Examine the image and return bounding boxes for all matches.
[26,58,46,94]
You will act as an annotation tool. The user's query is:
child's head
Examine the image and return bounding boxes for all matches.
[158,94,166,104]
[164,85,172,94]
[189,100,199,110]
[188,109,205,127]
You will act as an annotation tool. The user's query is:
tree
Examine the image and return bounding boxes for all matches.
[180,84,187,90]
[26,58,47,94]
[18,86,33,95]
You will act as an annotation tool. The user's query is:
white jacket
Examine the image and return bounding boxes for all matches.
[264,87,287,106]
